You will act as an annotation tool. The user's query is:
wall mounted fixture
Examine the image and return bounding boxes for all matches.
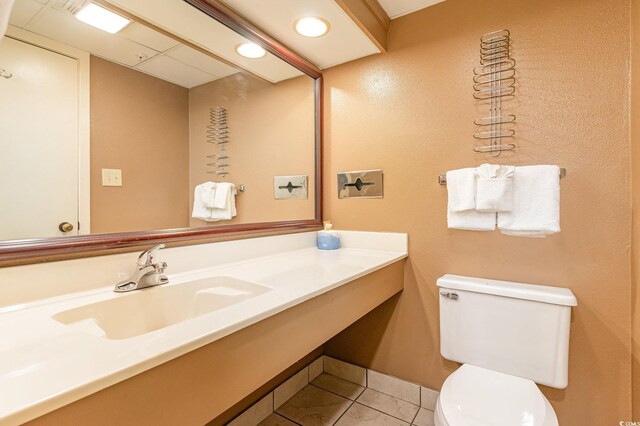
[235,42,266,58]
[293,17,330,38]
[337,170,383,199]
[274,175,308,199]
[473,29,516,156]
[75,3,131,34]
[437,168,567,185]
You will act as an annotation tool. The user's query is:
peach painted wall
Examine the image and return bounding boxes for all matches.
[90,56,190,234]
[188,74,315,227]
[633,0,640,419]
[323,0,632,424]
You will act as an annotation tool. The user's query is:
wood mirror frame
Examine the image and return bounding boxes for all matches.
[0,0,323,266]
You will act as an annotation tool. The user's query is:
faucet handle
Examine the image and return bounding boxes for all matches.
[137,244,166,267]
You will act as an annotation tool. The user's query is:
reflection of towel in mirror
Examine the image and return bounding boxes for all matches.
[192,182,237,222]
[0,0,15,39]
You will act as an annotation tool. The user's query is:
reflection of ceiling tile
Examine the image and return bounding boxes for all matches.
[134,55,215,88]
[121,22,180,52]
[166,45,238,79]
[8,0,44,28]
[378,0,445,19]
[27,7,158,67]
[108,0,304,83]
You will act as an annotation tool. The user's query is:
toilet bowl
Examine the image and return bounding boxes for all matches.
[435,275,577,426]
[433,364,557,426]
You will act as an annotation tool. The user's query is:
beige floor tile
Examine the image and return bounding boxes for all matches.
[258,413,299,426]
[356,388,419,423]
[274,368,309,409]
[311,373,365,400]
[228,393,274,426]
[276,385,352,426]
[367,370,420,405]
[420,387,439,411]
[323,356,367,386]
[308,357,323,382]
[412,408,435,426]
[335,403,410,426]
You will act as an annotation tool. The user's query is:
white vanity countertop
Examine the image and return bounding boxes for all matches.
[0,231,407,425]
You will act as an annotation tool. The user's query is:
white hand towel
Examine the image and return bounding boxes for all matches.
[446,168,476,212]
[200,182,216,208]
[475,163,515,212]
[192,182,237,222]
[192,183,213,221]
[497,165,560,237]
[448,208,496,231]
[208,183,237,221]
[213,182,233,209]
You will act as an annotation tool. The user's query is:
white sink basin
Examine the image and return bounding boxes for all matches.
[52,277,270,340]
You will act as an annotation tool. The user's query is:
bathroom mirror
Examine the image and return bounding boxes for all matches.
[0,0,322,263]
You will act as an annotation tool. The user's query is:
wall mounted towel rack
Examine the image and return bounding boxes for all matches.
[206,107,229,176]
[473,29,516,156]
[437,168,566,185]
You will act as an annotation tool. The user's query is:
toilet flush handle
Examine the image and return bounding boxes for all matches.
[440,290,459,300]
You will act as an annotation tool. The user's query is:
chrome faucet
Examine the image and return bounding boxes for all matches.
[114,244,169,293]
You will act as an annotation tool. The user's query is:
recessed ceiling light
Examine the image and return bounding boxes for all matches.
[235,42,266,59]
[75,3,131,34]
[294,17,330,38]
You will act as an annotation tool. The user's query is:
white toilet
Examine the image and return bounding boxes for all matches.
[434,275,577,426]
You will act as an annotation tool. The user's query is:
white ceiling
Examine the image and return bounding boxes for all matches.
[8,0,244,88]
[8,0,304,87]
[378,0,446,19]
[8,0,447,86]
[107,0,303,83]
[221,0,380,70]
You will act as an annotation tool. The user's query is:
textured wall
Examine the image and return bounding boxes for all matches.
[188,74,316,227]
[90,56,190,233]
[323,0,632,423]
[633,0,640,419]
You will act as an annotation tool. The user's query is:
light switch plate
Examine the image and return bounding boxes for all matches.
[102,168,122,187]
[337,169,383,199]
[274,175,308,199]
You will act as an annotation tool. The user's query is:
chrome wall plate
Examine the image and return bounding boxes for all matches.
[337,169,383,199]
[274,175,308,199]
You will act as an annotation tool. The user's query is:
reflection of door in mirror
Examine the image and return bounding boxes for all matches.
[0,37,81,239]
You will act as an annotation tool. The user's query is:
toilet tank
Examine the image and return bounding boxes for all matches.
[437,274,577,389]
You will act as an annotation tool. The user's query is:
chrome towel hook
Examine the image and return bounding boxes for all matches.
[0,69,13,79]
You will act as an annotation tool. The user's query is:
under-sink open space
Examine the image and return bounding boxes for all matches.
[52,277,271,340]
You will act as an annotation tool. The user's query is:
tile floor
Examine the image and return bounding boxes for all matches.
[260,373,435,426]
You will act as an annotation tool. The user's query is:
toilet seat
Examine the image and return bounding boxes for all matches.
[435,364,558,426]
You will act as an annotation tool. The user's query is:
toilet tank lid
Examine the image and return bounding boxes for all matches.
[437,275,577,306]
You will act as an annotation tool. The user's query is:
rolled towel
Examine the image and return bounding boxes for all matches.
[497,165,561,237]
[446,168,476,212]
[475,164,515,212]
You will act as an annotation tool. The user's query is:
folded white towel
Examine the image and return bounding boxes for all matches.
[497,165,560,237]
[200,182,216,208]
[0,0,15,39]
[213,182,233,209]
[192,182,213,221]
[475,164,515,212]
[446,168,476,212]
[192,182,237,222]
[448,208,496,231]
